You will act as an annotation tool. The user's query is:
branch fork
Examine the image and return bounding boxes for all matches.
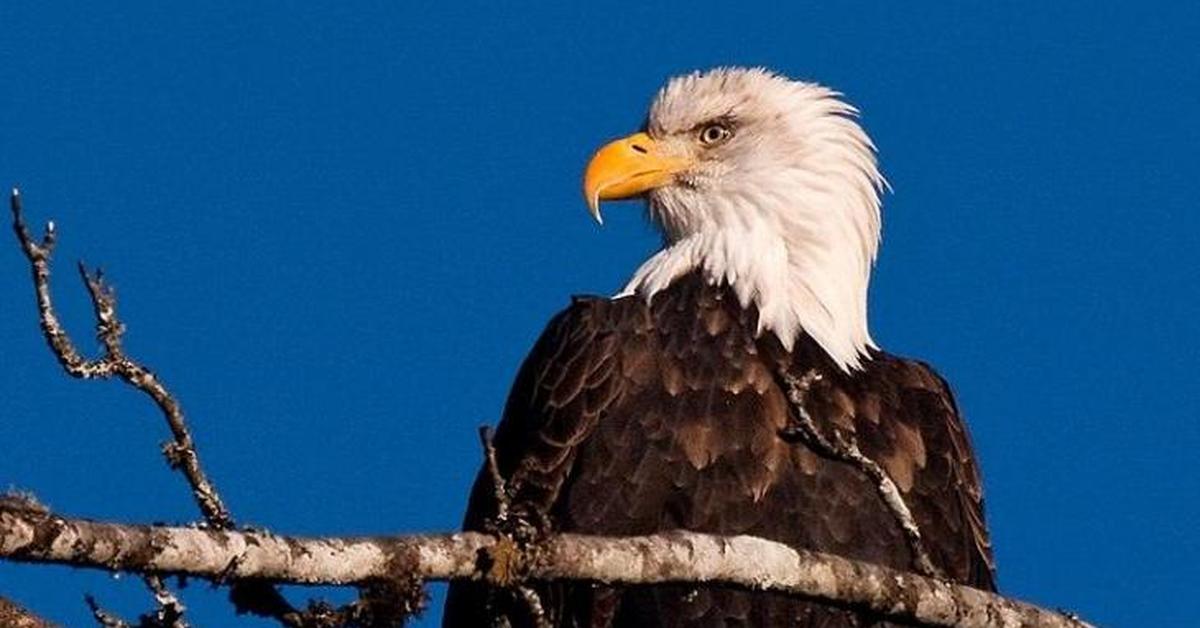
[9,190,298,625]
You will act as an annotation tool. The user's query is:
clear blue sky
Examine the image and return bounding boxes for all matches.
[1,2,1196,625]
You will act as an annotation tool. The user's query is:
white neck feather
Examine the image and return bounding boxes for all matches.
[619,91,884,372]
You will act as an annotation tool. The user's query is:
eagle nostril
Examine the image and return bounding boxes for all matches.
[631,143,648,154]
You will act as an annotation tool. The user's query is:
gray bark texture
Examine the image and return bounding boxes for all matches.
[0,506,1090,628]
[0,595,57,628]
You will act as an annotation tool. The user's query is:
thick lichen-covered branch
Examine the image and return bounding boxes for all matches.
[0,506,1090,628]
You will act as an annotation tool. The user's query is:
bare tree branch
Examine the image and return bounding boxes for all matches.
[515,586,551,628]
[0,506,1091,628]
[0,496,57,626]
[11,189,231,528]
[0,595,56,628]
[9,190,306,622]
[85,595,132,628]
[83,576,190,628]
[479,426,509,524]
[142,575,189,628]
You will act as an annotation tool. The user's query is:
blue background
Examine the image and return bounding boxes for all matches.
[2,3,1196,626]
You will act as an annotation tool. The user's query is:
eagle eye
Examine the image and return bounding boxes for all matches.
[697,122,733,147]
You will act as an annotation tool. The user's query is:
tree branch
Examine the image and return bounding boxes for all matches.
[84,581,191,628]
[9,190,304,623]
[0,595,56,628]
[85,595,132,628]
[0,506,1090,628]
[11,189,232,529]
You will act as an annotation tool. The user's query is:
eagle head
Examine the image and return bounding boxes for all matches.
[582,67,886,372]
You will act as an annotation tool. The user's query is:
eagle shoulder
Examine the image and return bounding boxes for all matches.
[853,354,997,589]
[445,296,645,628]
[462,295,643,530]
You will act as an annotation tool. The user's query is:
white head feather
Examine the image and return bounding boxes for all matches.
[618,67,886,371]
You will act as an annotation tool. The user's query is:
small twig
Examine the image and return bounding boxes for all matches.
[84,577,190,628]
[10,189,114,379]
[516,586,551,628]
[143,575,188,628]
[479,425,552,624]
[779,369,939,578]
[11,190,298,623]
[479,426,509,523]
[85,595,131,628]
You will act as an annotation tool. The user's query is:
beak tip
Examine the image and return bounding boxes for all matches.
[586,194,604,225]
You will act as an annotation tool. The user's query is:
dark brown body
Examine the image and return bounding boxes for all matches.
[444,272,994,627]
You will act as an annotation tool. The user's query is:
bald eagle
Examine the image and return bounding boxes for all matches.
[444,67,994,627]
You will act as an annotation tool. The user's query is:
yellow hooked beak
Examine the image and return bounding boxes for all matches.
[582,132,691,224]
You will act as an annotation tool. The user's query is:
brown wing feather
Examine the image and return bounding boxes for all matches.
[897,360,996,588]
[864,356,994,588]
